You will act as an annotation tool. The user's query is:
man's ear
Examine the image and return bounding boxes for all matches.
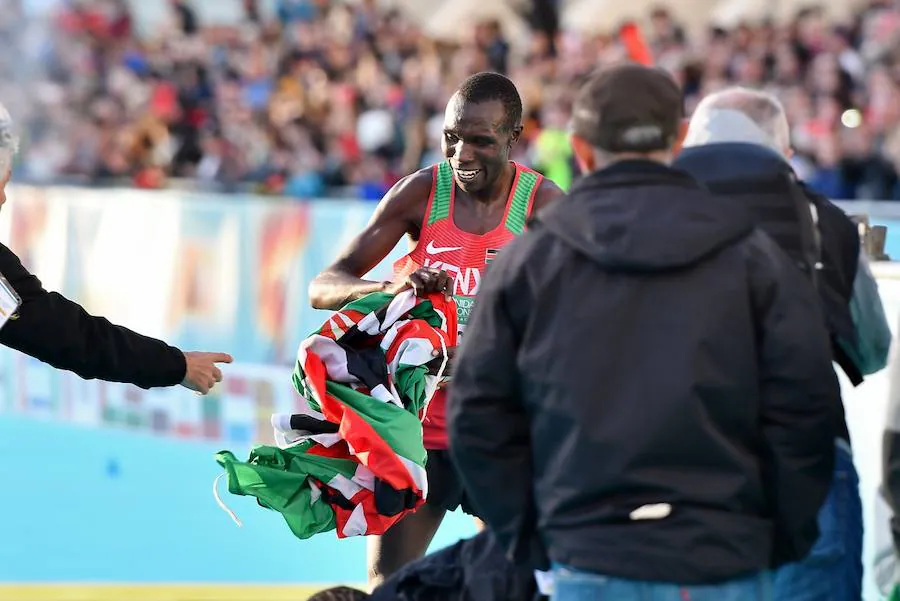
[569,134,596,174]
[510,124,524,146]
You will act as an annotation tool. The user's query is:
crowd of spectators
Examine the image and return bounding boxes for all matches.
[5,0,900,200]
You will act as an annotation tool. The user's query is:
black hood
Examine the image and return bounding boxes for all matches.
[674,142,795,188]
[538,160,755,271]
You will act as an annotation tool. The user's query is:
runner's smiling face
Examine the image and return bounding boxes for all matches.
[442,95,521,195]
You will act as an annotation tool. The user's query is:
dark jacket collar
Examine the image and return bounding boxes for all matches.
[568,159,703,199]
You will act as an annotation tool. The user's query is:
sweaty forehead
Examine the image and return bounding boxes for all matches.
[443,96,507,134]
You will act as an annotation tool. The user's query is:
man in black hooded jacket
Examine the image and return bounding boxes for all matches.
[447,63,841,601]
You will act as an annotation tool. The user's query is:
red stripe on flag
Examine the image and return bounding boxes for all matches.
[338,309,365,323]
[306,440,353,460]
[336,401,418,492]
[301,355,420,493]
[383,321,449,366]
[318,320,336,340]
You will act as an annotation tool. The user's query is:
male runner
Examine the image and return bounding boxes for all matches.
[308,71,562,587]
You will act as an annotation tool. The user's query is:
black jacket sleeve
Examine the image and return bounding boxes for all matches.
[746,230,840,567]
[448,238,543,568]
[0,242,187,389]
[811,193,860,299]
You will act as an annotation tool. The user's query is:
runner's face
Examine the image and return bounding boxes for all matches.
[442,96,521,195]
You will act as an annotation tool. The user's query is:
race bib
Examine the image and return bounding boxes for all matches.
[453,295,475,335]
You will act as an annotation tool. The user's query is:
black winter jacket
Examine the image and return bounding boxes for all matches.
[448,160,841,584]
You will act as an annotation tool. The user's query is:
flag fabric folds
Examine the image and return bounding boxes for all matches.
[214,290,457,539]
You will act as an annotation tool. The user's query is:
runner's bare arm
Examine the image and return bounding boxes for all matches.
[308,170,433,310]
[528,178,564,225]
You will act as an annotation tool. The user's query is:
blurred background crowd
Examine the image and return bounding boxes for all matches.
[4,0,900,200]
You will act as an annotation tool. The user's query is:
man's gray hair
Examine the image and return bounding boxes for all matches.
[683,87,791,154]
[0,103,19,175]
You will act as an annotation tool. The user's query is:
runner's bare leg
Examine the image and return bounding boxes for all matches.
[366,502,446,590]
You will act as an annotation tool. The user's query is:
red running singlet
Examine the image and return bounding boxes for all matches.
[393,160,543,449]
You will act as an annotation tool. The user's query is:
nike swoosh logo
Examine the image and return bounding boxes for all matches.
[425,241,463,255]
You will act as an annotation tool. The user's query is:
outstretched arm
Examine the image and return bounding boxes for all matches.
[0,242,190,389]
[308,170,432,310]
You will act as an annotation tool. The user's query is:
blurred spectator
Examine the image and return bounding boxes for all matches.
[11,0,900,200]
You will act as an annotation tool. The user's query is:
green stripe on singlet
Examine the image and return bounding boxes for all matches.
[427,162,454,225]
[505,170,539,235]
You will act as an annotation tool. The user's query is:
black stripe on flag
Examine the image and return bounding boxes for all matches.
[338,295,397,390]
[485,248,499,264]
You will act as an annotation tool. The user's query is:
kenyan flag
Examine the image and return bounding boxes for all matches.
[215,290,457,539]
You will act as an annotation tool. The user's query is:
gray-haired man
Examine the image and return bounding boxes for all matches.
[675,86,892,601]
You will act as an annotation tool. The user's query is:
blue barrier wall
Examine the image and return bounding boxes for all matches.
[0,415,476,583]
[0,186,477,584]
[0,188,897,589]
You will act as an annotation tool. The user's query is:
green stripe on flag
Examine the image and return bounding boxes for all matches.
[325,381,426,467]
[215,448,346,539]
